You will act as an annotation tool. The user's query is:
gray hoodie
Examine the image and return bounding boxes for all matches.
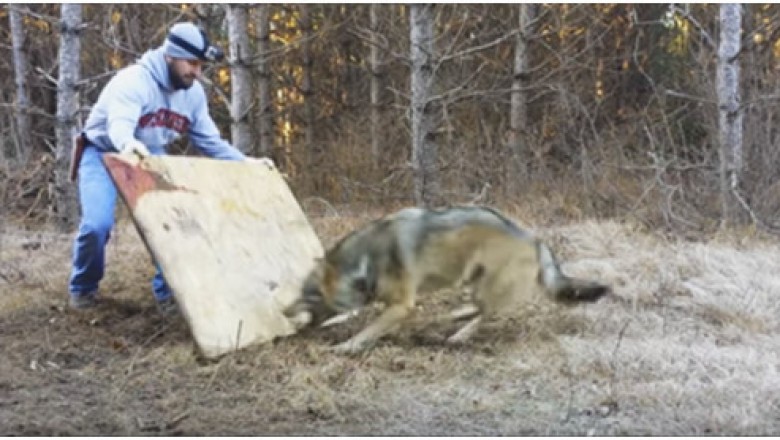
[82,47,244,160]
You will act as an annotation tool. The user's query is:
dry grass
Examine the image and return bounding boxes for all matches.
[1,209,780,435]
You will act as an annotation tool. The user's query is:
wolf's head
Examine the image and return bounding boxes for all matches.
[284,256,375,329]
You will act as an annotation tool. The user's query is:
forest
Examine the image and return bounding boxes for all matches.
[1,4,778,234]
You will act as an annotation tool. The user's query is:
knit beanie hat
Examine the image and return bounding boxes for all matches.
[163,22,210,61]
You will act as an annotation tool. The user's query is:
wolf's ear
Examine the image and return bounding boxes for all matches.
[351,255,373,295]
[355,255,369,277]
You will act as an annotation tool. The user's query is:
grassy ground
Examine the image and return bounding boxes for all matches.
[1,207,779,435]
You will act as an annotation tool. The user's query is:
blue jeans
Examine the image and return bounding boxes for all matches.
[68,146,172,302]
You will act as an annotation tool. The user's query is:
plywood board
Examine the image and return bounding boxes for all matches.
[103,154,323,358]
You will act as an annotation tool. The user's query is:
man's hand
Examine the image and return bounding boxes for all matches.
[121,139,150,158]
[247,156,275,169]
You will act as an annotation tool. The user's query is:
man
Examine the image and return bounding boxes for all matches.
[68,22,255,313]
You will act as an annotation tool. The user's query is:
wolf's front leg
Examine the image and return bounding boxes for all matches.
[447,314,482,344]
[450,303,479,320]
[332,303,413,354]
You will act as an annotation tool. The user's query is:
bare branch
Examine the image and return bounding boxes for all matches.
[665,89,716,105]
[439,29,521,64]
[671,5,717,51]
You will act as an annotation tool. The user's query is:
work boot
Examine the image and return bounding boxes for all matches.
[69,291,99,310]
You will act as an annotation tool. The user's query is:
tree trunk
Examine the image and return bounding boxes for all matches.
[507,4,536,194]
[253,4,274,158]
[369,4,382,167]
[9,5,32,164]
[300,5,316,156]
[53,4,82,231]
[717,4,743,226]
[409,4,439,207]
[226,4,253,155]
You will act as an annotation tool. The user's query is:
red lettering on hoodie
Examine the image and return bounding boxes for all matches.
[138,109,191,133]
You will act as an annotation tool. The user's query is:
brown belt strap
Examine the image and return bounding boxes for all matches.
[68,134,86,182]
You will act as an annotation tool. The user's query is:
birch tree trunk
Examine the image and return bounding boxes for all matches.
[226,4,253,155]
[410,4,439,206]
[300,5,316,156]
[507,4,536,194]
[9,5,31,164]
[717,4,743,226]
[53,4,82,231]
[369,4,382,166]
[253,4,274,157]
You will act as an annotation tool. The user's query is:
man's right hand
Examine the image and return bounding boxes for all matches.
[121,139,150,158]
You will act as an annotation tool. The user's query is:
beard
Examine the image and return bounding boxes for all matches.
[167,62,194,90]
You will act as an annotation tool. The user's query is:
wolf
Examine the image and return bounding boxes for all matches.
[284,206,609,353]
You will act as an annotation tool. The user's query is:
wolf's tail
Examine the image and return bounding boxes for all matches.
[535,240,610,304]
